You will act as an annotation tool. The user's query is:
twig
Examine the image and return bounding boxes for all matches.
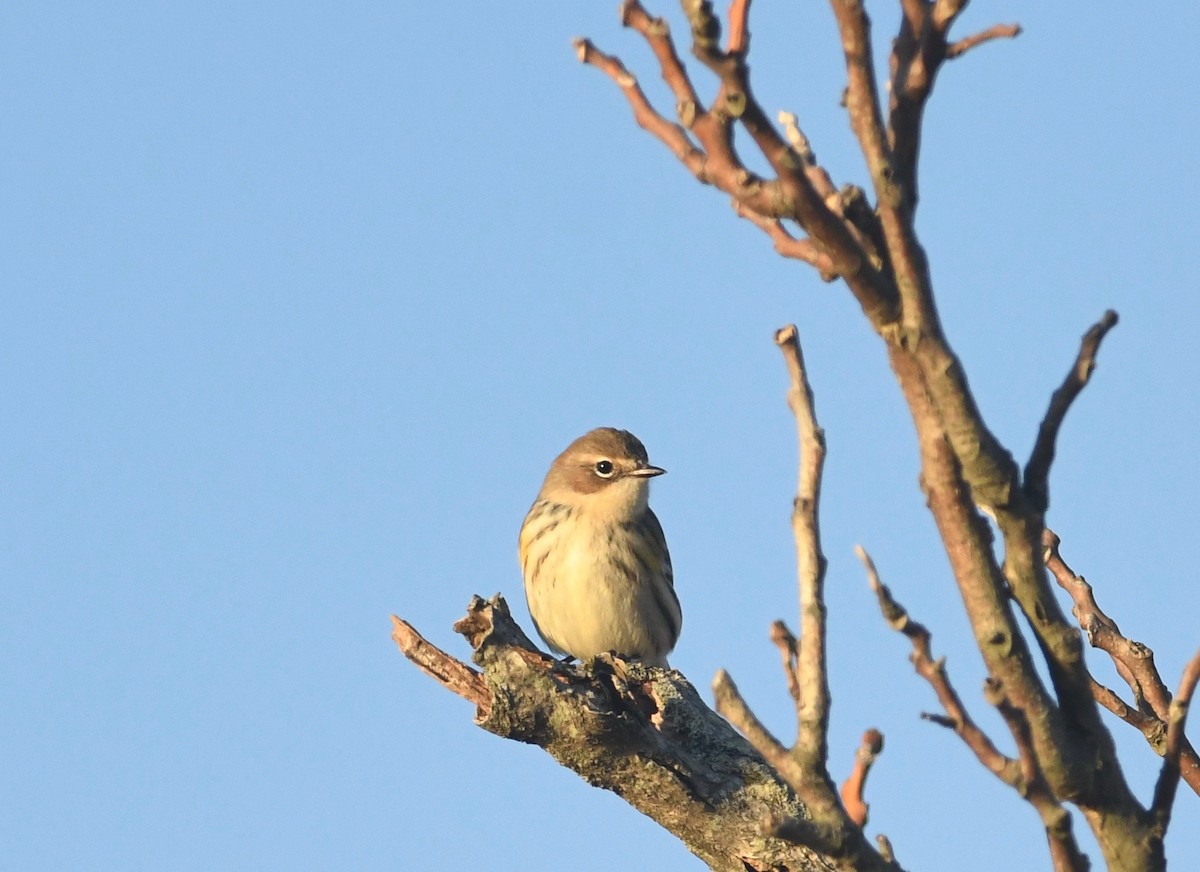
[862,546,1088,869]
[733,202,837,275]
[947,23,1023,59]
[584,3,903,324]
[580,6,872,292]
[875,834,895,864]
[712,669,797,780]
[885,1,936,212]
[1024,310,1119,512]
[857,546,1019,785]
[1041,529,1156,707]
[1089,676,1159,735]
[715,635,896,869]
[775,325,831,768]
[618,2,700,119]
[770,619,802,705]
[829,0,941,334]
[725,0,751,53]
[1151,649,1200,830]
[1043,530,1200,795]
[828,1,897,210]
[572,38,705,176]
[391,616,491,715]
[709,328,897,869]
[840,729,884,827]
[683,0,875,288]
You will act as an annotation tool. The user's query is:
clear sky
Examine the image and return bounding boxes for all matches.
[4,3,1198,870]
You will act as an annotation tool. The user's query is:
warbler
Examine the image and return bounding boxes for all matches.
[518,427,681,668]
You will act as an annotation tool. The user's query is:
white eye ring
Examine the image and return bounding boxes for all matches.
[594,459,615,478]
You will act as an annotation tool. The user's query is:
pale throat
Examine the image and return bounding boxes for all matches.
[573,477,650,523]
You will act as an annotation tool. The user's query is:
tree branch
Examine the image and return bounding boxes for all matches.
[725,0,751,53]
[682,1,873,286]
[863,548,1088,870]
[391,616,490,715]
[572,37,706,177]
[398,596,841,872]
[1024,310,1119,513]
[770,619,802,706]
[713,326,899,870]
[1043,529,1200,795]
[839,729,884,827]
[712,668,793,775]
[859,546,1019,785]
[828,1,896,212]
[987,683,1090,872]
[733,202,838,275]
[601,0,904,323]
[947,23,1024,60]
[1151,649,1200,831]
[775,324,831,768]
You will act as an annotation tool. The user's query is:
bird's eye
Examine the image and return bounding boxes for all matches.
[594,459,615,478]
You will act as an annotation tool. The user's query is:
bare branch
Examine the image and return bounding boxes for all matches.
[401,596,846,871]
[572,38,707,174]
[714,644,897,869]
[775,325,831,769]
[987,683,1091,872]
[1043,530,1200,795]
[725,0,751,53]
[875,834,895,864]
[770,619,802,706]
[866,7,1095,778]
[1089,675,1161,736]
[585,3,883,301]
[947,23,1024,60]
[921,712,957,730]
[704,326,903,869]
[862,543,1089,870]
[840,729,884,827]
[1151,649,1200,830]
[858,546,1019,785]
[712,668,794,778]
[1024,310,1119,513]
[693,10,872,285]
[733,202,838,275]
[392,615,491,715]
[930,0,968,34]
[1041,528,1164,711]
[886,2,934,211]
[619,2,699,115]
[892,329,1125,821]
[828,1,896,209]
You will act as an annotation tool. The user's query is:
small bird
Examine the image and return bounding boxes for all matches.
[518,427,681,668]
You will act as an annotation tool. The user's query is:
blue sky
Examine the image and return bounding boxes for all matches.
[4,2,1198,870]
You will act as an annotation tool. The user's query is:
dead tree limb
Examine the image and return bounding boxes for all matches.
[394,597,842,872]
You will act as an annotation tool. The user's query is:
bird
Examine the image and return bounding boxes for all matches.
[518,427,681,668]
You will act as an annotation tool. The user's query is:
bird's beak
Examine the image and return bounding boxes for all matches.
[627,465,666,478]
